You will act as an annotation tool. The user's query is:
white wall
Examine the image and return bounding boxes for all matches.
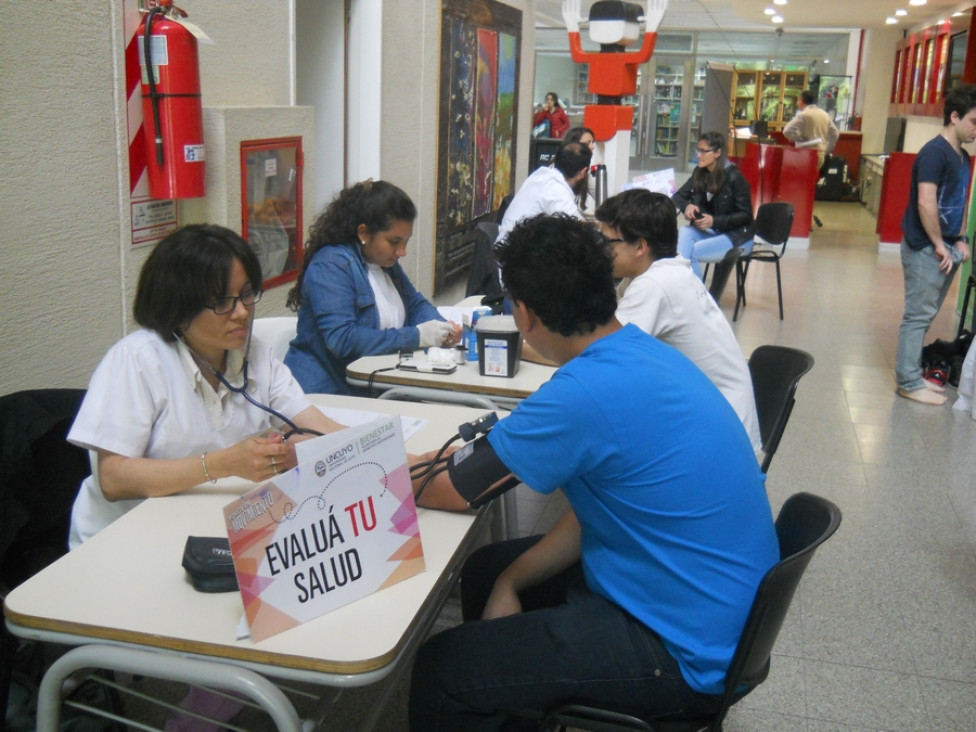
[0,1,294,394]
[857,27,903,154]
[296,0,346,214]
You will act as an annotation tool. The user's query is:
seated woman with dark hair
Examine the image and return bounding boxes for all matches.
[671,130,755,279]
[285,180,461,395]
[67,224,346,549]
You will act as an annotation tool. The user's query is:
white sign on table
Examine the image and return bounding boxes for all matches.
[223,416,425,642]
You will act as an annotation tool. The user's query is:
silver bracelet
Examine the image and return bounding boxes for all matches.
[201,452,217,484]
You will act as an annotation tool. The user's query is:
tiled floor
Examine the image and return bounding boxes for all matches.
[511,201,976,731]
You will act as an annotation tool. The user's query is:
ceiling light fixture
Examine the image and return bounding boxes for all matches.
[908,0,926,6]
[823,58,830,64]
[773,0,788,5]
[895,9,907,16]
[764,7,775,15]
[885,16,899,24]
[771,15,784,23]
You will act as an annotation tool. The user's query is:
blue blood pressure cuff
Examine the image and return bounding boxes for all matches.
[447,435,519,508]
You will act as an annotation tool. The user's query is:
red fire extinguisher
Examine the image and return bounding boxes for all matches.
[138,1,205,200]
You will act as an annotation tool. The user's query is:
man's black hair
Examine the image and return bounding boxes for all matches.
[554,141,593,180]
[595,189,677,259]
[800,90,816,106]
[497,214,617,337]
[943,82,976,126]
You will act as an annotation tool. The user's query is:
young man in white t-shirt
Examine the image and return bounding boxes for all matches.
[596,188,762,453]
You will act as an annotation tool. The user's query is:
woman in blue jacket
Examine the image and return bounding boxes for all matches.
[285,180,461,394]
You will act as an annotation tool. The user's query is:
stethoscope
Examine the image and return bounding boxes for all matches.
[176,328,322,440]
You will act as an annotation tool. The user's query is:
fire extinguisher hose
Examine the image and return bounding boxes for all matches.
[144,5,167,167]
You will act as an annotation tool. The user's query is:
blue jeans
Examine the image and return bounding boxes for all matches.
[896,240,961,391]
[677,226,753,279]
[409,537,723,731]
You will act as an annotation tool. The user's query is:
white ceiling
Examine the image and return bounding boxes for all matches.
[535,0,970,32]
[534,0,972,66]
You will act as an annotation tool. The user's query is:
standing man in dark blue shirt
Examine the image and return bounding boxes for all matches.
[896,84,975,405]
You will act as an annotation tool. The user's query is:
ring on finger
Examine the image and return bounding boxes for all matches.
[271,456,278,473]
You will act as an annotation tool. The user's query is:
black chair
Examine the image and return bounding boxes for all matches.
[734,201,794,322]
[465,220,504,299]
[748,345,815,473]
[1,389,90,726]
[539,492,842,732]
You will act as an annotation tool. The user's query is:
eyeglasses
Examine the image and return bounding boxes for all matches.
[696,147,718,155]
[206,289,262,315]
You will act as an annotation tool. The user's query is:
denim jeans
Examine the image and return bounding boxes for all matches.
[408,537,723,731]
[895,239,960,391]
[677,226,753,279]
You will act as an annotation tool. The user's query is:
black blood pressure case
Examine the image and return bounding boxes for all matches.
[182,536,239,592]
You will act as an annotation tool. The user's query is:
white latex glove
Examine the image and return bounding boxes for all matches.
[645,0,668,33]
[561,0,581,33]
[417,320,453,348]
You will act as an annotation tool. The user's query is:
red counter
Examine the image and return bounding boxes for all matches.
[877,153,915,244]
[738,142,819,239]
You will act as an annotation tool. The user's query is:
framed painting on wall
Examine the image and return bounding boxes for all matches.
[434,0,521,294]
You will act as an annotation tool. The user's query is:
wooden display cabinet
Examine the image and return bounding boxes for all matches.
[730,70,807,133]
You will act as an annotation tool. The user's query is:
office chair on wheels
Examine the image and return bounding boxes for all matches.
[539,492,842,732]
[734,202,794,321]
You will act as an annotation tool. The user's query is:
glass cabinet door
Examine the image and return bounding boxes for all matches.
[782,73,806,122]
[732,70,758,124]
[760,72,782,125]
[652,62,684,158]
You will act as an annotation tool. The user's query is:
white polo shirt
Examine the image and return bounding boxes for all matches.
[67,329,311,548]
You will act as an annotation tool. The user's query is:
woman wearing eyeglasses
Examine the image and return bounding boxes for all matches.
[67,224,345,549]
[671,130,755,280]
[284,180,462,395]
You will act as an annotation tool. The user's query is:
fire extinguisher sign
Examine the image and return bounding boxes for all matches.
[184,144,205,162]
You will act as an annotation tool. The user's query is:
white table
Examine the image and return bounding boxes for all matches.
[3,395,496,731]
[346,353,556,411]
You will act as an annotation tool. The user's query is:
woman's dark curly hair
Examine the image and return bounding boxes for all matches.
[497,214,616,337]
[286,180,416,310]
[134,224,262,341]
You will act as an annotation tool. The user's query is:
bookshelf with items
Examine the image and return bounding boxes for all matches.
[653,63,684,158]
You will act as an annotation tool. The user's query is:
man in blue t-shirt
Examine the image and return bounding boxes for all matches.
[409,214,778,730]
[896,84,976,405]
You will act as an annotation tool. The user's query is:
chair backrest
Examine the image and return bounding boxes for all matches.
[465,221,505,298]
[251,316,298,362]
[537,491,841,732]
[754,201,794,249]
[0,389,89,590]
[748,345,814,473]
[715,493,841,720]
